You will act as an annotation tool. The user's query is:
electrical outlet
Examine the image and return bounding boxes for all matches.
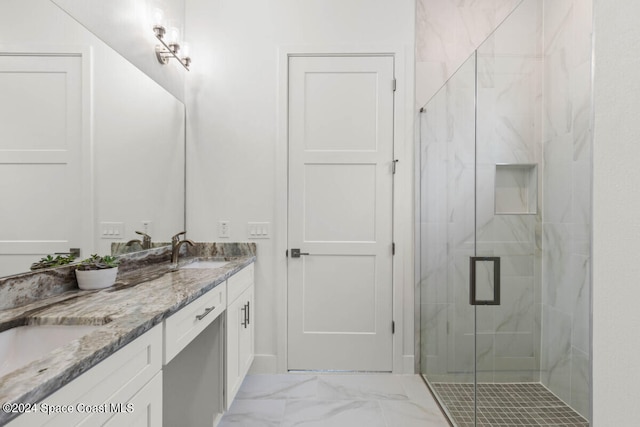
[248,222,270,239]
[100,222,124,239]
[218,220,230,238]
[141,220,153,236]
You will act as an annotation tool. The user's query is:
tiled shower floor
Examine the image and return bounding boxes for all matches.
[430,382,589,427]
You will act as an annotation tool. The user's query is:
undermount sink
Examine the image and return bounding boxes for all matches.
[180,260,230,269]
[0,325,101,377]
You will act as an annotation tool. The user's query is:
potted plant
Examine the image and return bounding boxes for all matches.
[30,253,77,271]
[75,254,120,290]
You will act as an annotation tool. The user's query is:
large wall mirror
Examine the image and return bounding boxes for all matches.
[0,0,186,277]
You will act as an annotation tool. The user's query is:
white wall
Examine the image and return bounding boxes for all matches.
[185,0,416,373]
[592,0,640,423]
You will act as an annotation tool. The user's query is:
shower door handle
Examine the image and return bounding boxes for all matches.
[470,256,501,305]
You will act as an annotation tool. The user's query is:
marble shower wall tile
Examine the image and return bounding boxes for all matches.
[420,303,448,365]
[541,0,592,419]
[416,0,524,106]
[541,306,572,402]
[570,347,590,417]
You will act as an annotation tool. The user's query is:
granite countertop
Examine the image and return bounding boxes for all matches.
[0,253,255,424]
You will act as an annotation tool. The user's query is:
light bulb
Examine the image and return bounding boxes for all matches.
[182,42,190,57]
[168,27,180,45]
[153,8,164,27]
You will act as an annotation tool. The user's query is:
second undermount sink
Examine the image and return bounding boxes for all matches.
[180,260,230,270]
[0,325,101,377]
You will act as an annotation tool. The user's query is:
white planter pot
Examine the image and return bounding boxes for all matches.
[75,267,118,290]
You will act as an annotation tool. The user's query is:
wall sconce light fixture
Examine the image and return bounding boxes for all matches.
[153,12,191,70]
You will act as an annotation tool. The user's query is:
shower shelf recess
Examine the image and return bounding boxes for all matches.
[494,163,538,215]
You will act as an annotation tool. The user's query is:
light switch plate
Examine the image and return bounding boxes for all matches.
[100,222,124,239]
[248,222,270,239]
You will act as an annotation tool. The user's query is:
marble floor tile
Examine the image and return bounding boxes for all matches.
[281,400,386,427]
[398,374,441,407]
[218,374,450,427]
[380,401,450,427]
[218,399,286,427]
[236,374,318,400]
[317,374,409,401]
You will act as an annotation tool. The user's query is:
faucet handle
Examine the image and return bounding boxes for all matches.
[171,231,187,243]
[135,230,151,239]
[136,231,152,249]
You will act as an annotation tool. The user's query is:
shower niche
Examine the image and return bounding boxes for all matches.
[494,164,538,215]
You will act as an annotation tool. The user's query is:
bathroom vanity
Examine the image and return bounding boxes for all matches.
[0,244,255,427]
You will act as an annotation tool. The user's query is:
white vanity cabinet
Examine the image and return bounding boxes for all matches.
[5,261,255,427]
[225,264,255,409]
[6,324,163,427]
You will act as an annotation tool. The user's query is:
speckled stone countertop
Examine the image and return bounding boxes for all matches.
[0,243,255,425]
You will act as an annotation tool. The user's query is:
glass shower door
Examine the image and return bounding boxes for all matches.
[420,0,591,425]
[472,0,543,423]
[419,52,478,425]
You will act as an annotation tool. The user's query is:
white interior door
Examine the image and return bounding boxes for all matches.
[0,54,84,276]
[287,55,395,371]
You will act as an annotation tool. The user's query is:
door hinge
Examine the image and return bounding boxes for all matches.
[285,249,288,257]
[392,242,395,255]
[392,78,397,92]
[392,159,399,174]
[392,321,395,334]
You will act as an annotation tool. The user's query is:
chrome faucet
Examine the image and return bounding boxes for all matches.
[126,231,152,250]
[171,231,195,264]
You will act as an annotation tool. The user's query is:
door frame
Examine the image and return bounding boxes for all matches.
[0,45,94,258]
[275,45,414,374]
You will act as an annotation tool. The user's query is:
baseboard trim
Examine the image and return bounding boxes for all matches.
[402,355,415,374]
[249,354,278,374]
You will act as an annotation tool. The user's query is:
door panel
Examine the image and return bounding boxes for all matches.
[303,164,376,242]
[0,55,84,276]
[287,55,394,371]
[301,255,376,333]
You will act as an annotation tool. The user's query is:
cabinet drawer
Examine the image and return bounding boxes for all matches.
[164,284,226,364]
[227,263,254,305]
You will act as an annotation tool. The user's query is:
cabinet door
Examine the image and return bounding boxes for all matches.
[225,284,255,409]
[103,371,162,427]
[238,285,255,380]
[225,294,244,409]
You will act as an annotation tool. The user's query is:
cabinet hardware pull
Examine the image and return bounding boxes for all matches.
[241,305,247,327]
[246,301,250,326]
[196,306,215,321]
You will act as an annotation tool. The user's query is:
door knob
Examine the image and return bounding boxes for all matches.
[290,249,310,258]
